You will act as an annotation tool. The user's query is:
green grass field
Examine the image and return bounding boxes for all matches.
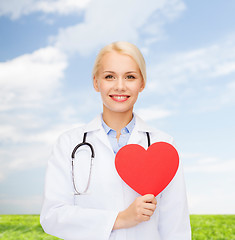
[0,215,234,239]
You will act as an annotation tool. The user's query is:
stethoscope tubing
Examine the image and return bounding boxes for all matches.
[71,131,150,195]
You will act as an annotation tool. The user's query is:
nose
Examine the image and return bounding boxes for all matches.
[114,77,126,91]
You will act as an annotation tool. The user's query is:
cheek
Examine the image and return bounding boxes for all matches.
[131,84,143,95]
[128,79,144,92]
[133,91,140,99]
[98,82,111,95]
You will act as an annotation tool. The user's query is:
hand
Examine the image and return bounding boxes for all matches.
[113,194,157,230]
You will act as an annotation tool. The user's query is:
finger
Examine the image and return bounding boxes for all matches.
[142,208,155,217]
[142,194,155,203]
[146,198,157,205]
[141,215,150,222]
[142,194,157,205]
[143,202,156,211]
[152,197,157,205]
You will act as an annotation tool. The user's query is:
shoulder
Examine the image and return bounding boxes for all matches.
[53,125,85,152]
[134,113,174,145]
[56,114,102,144]
[150,127,174,145]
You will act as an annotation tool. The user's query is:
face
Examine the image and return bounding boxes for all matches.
[93,51,144,115]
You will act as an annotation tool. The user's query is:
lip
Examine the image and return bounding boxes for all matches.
[110,95,130,102]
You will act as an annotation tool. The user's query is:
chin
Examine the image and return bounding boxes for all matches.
[104,106,133,114]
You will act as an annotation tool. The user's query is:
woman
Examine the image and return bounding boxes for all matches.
[40,41,191,240]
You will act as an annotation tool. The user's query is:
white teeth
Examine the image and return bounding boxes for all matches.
[112,96,128,100]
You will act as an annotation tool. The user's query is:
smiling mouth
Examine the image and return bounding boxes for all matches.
[110,95,130,102]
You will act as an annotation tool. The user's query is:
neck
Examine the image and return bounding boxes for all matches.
[102,107,133,133]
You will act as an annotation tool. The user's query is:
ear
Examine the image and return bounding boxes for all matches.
[139,80,145,92]
[93,76,100,92]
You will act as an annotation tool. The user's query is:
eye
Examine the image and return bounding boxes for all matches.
[126,75,136,79]
[105,75,114,79]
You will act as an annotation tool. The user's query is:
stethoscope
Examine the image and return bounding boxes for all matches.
[71,131,151,195]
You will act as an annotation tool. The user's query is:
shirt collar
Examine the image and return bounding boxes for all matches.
[83,112,154,133]
[101,114,136,134]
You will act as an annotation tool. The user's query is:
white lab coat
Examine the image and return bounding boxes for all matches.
[40,113,191,240]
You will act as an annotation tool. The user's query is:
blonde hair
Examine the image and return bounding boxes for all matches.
[92,41,146,87]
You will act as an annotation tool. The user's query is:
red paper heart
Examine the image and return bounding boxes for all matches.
[115,142,179,196]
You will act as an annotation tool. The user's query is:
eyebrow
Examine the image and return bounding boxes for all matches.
[126,71,138,74]
[102,71,138,74]
[103,71,115,74]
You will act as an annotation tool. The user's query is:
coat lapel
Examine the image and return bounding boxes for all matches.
[95,128,114,152]
[128,113,154,146]
[128,113,153,144]
[83,113,154,151]
[128,126,142,145]
[83,114,113,153]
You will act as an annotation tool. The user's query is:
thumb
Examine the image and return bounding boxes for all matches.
[142,194,156,203]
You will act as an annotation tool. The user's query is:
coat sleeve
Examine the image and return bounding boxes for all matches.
[40,132,119,240]
[158,141,191,240]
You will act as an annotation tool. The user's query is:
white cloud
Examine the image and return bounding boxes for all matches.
[219,80,235,106]
[35,0,90,14]
[0,103,84,180]
[182,152,235,214]
[185,158,235,173]
[53,0,185,55]
[0,142,49,182]
[188,191,235,214]
[0,43,98,183]
[147,35,235,94]
[31,121,84,144]
[0,119,84,182]
[136,105,172,121]
[0,121,82,145]
[182,153,235,173]
[0,195,43,214]
[0,46,70,182]
[0,0,90,19]
[0,46,67,111]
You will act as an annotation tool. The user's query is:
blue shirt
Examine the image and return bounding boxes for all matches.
[101,115,136,154]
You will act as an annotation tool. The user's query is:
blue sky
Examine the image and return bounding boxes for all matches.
[0,0,235,214]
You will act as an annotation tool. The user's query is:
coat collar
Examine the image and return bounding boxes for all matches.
[134,113,154,133]
[83,113,154,151]
[83,113,153,134]
[83,114,103,133]
[128,113,154,146]
[83,114,112,152]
